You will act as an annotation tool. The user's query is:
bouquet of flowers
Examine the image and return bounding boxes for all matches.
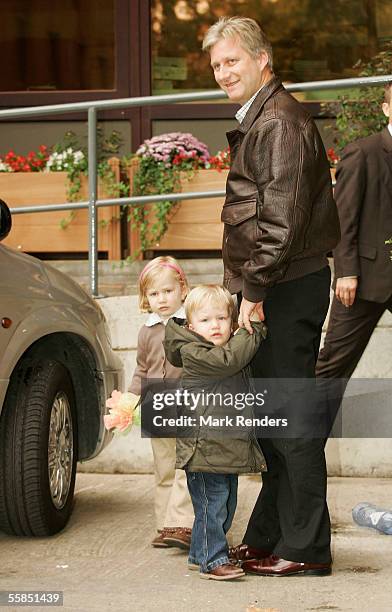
[103,390,140,435]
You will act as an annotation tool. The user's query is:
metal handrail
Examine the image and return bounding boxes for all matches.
[1,74,391,296]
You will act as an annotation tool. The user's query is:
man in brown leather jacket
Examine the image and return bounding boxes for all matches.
[317,83,392,380]
[203,16,340,576]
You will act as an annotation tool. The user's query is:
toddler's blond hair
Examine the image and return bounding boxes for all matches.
[184,284,235,324]
[138,256,189,312]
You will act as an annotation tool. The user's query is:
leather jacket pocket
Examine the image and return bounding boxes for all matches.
[221,199,257,267]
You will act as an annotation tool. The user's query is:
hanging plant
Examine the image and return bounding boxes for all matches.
[50,130,129,228]
[129,132,210,253]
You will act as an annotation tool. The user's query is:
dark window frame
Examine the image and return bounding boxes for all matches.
[0,0,325,150]
[0,0,130,106]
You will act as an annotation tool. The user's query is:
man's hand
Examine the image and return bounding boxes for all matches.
[238,298,265,334]
[335,277,358,307]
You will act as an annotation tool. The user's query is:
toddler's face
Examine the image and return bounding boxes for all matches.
[189,302,232,346]
[146,271,185,320]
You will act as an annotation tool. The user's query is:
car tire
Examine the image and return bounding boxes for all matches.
[0,359,77,536]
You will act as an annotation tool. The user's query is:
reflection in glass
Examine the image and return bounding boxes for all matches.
[151,0,392,99]
[1,0,115,92]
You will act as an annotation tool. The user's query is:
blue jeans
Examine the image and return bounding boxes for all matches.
[186,471,238,573]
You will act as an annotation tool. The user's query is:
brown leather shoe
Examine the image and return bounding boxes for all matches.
[200,563,245,581]
[162,527,192,550]
[229,543,270,564]
[242,555,332,577]
[151,528,174,548]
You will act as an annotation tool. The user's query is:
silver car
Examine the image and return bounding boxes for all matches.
[0,199,122,536]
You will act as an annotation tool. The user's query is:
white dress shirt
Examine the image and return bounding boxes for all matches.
[235,87,263,124]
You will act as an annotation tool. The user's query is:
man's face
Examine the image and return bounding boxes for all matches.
[382,89,392,125]
[210,36,268,106]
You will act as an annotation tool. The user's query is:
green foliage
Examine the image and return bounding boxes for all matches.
[126,132,210,256]
[53,130,81,154]
[386,237,392,261]
[54,127,124,164]
[98,160,129,198]
[53,126,129,207]
[54,128,127,200]
[128,157,183,254]
[53,129,129,227]
[97,127,124,160]
[59,211,76,230]
[323,43,392,152]
[66,175,83,203]
[97,160,129,229]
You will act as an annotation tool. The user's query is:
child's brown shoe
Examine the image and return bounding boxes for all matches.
[151,528,174,548]
[162,527,192,550]
[200,563,245,581]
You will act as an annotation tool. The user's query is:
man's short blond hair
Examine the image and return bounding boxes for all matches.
[185,284,235,323]
[202,16,273,70]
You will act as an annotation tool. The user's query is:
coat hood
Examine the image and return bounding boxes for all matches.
[164,318,211,368]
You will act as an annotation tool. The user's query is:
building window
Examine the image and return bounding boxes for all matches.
[1,0,115,92]
[151,0,392,99]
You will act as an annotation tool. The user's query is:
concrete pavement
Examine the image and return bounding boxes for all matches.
[1,473,392,611]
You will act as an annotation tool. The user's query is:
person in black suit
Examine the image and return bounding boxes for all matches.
[316,82,392,380]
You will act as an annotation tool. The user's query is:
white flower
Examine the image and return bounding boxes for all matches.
[0,160,12,172]
[44,147,85,172]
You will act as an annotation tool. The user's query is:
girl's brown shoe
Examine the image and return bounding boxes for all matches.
[162,527,192,550]
[151,527,175,548]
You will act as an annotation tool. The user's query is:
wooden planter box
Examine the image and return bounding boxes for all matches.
[127,162,336,258]
[2,158,121,259]
[128,159,228,257]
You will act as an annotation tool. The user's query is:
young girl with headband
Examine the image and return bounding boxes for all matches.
[129,256,194,549]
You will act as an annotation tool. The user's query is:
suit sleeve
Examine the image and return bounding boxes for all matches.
[128,327,148,395]
[332,144,365,278]
[181,324,267,377]
[242,118,319,302]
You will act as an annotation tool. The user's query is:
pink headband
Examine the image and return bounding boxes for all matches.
[139,261,185,283]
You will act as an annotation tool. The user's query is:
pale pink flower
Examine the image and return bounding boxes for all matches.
[104,390,140,435]
[105,389,123,410]
[136,132,210,166]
